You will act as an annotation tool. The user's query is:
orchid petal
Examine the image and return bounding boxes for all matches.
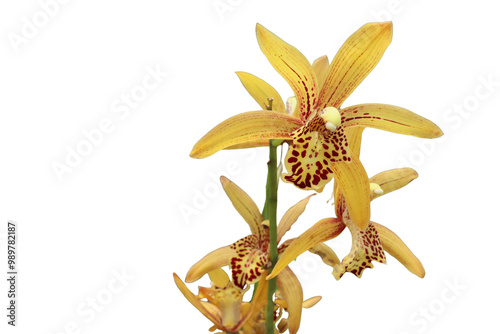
[221,176,264,237]
[308,242,341,267]
[331,155,370,230]
[342,104,444,138]
[256,24,319,121]
[318,22,393,109]
[332,219,386,280]
[312,55,329,89]
[173,273,222,327]
[190,111,301,159]
[277,194,315,243]
[237,273,269,331]
[236,72,286,113]
[208,268,230,288]
[302,296,322,309]
[186,246,235,283]
[369,168,418,201]
[282,124,350,191]
[268,218,344,279]
[276,267,303,334]
[224,139,272,150]
[373,222,425,278]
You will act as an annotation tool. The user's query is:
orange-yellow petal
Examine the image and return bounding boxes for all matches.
[342,104,444,138]
[308,242,341,267]
[173,273,222,327]
[277,194,315,243]
[268,218,344,279]
[302,296,322,309]
[318,22,393,109]
[312,55,329,89]
[208,268,230,288]
[221,176,264,237]
[276,267,303,334]
[224,139,273,150]
[331,155,370,230]
[236,72,286,113]
[372,222,425,278]
[369,168,418,201]
[186,246,236,283]
[190,110,301,159]
[256,24,319,121]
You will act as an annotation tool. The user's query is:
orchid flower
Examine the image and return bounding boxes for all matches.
[190,22,443,231]
[183,176,325,334]
[267,167,426,281]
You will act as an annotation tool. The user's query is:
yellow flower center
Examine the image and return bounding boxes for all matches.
[320,107,341,132]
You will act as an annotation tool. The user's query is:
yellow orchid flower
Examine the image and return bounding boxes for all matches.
[268,167,425,281]
[190,22,443,231]
[184,176,327,334]
[174,268,269,333]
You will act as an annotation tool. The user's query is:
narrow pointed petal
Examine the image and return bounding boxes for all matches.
[312,55,329,88]
[369,168,418,200]
[277,194,315,243]
[333,219,386,280]
[342,104,444,138]
[221,176,264,237]
[308,242,341,267]
[236,72,287,113]
[190,111,301,159]
[302,296,322,309]
[345,127,364,158]
[276,267,303,334]
[268,218,344,279]
[225,139,273,150]
[230,234,269,288]
[208,268,230,288]
[256,24,319,121]
[186,246,236,283]
[173,273,222,327]
[331,156,370,230]
[373,222,425,278]
[318,22,393,109]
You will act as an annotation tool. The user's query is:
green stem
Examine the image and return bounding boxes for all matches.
[264,139,279,334]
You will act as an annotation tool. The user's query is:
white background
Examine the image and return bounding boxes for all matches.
[1,0,499,333]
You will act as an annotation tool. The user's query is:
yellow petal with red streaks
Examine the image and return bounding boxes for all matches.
[256,24,319,121]
[331,156,370,230]
[190,110,300,159]
[312,55,329,89]
[277,194,315,243]
[318,22,393,109]
[373,222,425,278]
[236,72,286,113]
[345,127,364,158]
[173,273,222,327]
[221,176,264,237]
[268,218,344,279]
[186,246,236,283]
[276,267,303,334]
[369,168,418,201]
[342,104,444,138]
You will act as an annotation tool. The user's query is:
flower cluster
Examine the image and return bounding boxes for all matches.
[175,21,442,333]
